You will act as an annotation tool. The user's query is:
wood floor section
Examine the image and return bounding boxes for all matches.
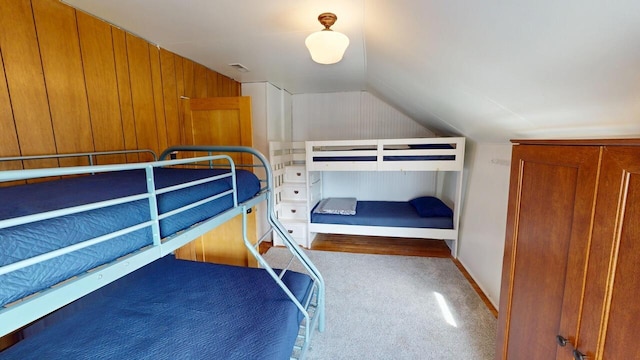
[311,233,452,257]
[263,233,498,318]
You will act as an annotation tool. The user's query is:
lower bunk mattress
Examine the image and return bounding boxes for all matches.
[311,200,453,229]
[1,256,313,360]
[0,168,260,307]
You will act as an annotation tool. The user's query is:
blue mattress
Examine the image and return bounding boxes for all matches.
[1,256,313,360]
[0,168,260,307]
[311,200,453,229]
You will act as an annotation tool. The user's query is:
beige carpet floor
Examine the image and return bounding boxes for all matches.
[263,248,497,360]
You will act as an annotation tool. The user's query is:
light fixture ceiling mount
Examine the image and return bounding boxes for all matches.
[305,12,349,65]
[317,12,338,29]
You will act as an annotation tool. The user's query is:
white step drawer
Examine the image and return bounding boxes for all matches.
[280,203,308,220]
[280,220,307,239]
[284,166,306,183]
[282,184,307,201]
[273,220,308,247]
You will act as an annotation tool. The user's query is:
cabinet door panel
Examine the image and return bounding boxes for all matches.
[496,145,600,360]
[578,147,640,359]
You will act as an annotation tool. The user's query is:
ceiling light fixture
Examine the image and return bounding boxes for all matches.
[305,12,349,65]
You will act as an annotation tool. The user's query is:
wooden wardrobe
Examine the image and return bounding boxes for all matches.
[496,139,640,360]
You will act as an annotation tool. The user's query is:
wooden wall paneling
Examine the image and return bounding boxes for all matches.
[182,58,195,98]
[194,63,208,98]
[0,0,241,171]
[175,55,186,97]
[206,70,218,97]
[174,56,187,144]
[228,76,240,96]
[159,49,181,147]
[0,0,57,170]
[197,211,258,267]
[0,51,24,185]
[149,45,168,151]
[125,33,160,156]
[76,11,126,165]
[32,0,93,167]
[0,52,20,161]
[112,28,140,162]
[219,73,240,96]
[173,238,200,262]
[217,73,228,96]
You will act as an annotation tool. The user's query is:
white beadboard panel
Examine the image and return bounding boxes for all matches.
[266,82,283,141]
[321,171,437,201]
[293,90,442,204]
[283,90,292,142]
[359,92,436,139]
[292,91,436,141]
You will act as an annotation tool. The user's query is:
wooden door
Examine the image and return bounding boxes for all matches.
[496,144,601,360]
[182,96,253,166]
[175,96,258,267]
[573,146,640,359]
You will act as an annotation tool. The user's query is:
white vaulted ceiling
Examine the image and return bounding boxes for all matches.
[62,0,640,142]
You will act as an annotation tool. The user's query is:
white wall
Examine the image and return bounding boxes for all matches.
[457,142,512,307]
[292,91,434,141]
[242,82,292,150]
[321,171,438,201]
[242,82,292,242]
[293,91,437,200]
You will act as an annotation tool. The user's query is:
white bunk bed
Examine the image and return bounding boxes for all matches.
[305,137,465,257]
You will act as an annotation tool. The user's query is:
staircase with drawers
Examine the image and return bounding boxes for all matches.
[270,142,321,248]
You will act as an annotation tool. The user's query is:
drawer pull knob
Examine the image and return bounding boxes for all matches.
[294,190,299,194]
[288,230,293,234]
[556,335,570,347]
[572,350,588,360]
[296,172,302,176]
[291,209,297,213]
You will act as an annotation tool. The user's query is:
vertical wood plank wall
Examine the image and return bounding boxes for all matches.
[0,0,240,171]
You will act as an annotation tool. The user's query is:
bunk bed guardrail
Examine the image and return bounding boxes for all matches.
[0,146,325,359]
[306,137,465,172]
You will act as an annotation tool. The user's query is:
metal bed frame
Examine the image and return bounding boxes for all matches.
[0,145,325,360]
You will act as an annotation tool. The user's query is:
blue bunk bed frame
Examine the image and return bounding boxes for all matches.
[0,145,325,359]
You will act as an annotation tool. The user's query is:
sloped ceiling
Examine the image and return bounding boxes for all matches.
[62,0,640,142]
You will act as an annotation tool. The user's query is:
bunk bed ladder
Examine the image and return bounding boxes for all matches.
[250,148,325,359]
[160,145,326,360]
[242,206,324,360]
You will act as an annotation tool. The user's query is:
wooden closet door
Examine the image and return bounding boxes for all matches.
[182,96,253,166]
[496,144,600,360]
[175,96,258,267]
[573,146,640,359]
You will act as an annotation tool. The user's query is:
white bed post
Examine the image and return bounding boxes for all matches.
[452,139,465,258]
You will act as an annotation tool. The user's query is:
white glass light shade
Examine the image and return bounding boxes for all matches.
[305,29,350,65]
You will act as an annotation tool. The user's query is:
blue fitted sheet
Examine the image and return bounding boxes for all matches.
[311,200,453,229]
[1,256,313,360]
[0,168,260,307]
